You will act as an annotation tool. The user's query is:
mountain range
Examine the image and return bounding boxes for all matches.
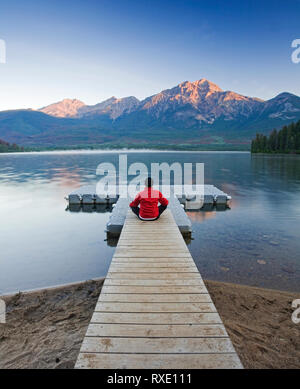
[1,79,300,149]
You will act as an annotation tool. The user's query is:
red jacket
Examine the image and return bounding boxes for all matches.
[129,187,169,219]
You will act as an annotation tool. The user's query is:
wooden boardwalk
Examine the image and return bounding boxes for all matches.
[75,210,243,369]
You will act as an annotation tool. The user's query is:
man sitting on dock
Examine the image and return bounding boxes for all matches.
[129,177,169,221]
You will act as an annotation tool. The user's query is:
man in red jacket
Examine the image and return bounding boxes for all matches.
[129,177,169,220]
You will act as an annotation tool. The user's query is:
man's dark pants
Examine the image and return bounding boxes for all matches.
[130,205,167,220]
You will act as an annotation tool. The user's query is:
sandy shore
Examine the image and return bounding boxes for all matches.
[0,279,299,369]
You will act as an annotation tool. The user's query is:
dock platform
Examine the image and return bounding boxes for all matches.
[75,210,242,369]
[68,184,231,206]
[67,183,231,237]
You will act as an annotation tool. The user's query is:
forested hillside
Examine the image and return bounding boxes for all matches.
[251,120,300,153]
[0,139,24,153]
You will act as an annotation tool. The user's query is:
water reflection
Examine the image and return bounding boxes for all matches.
[186,204,230,222]
[1,151,300,294]
[67,204,113,213]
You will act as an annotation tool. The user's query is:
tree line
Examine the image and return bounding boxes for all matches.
[0,139,24,153]
[251,120,300,153]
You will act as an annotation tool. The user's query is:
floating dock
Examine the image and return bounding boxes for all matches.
[67,184,231,237]
[75,210,242,369]
[68,184,118,205]
[67,184,231,206]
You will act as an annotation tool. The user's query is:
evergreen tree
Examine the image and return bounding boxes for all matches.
[251,120,300,153]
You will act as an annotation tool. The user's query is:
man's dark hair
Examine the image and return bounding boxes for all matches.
[145,177,153,187]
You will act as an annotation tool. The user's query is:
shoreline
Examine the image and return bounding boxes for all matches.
[2,275,300,298]
[1,278,300,369]
[1,277,299,298]
[0,149,250,156]
[0,277,106,298]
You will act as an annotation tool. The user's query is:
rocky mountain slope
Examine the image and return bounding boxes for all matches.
[40,99,85,118]
[40,96,140,120]
[1,79,300,148]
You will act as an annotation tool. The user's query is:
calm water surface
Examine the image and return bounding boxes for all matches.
[1,151,300,294]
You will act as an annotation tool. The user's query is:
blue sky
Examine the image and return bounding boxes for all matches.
[0,0,299,110]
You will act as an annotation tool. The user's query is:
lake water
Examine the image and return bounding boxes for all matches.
[1,150,300,295]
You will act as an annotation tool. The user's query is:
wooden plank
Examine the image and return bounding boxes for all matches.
[122,230,180,233]
[76,353,243,369]
[91,312,222,324]
[108,266,198,273]
[123,225,176,230]
[115,245,189,250]
[123,224,178,227]
[114,247,190,251]
[119,236,183,239]
[109,257,195,263]
[98,293,211,303]
[111,260,195,270]
[110,262,196,268]
[123,230,179,232]
[118,233,185,239]
[121,224,180,227]
[115,247,190,252]
[114,252,192,258]
[121,231,180,235]
[95,302,216,313]
[101,285,208,294]
[118,239,185,243]
[108,266,198,272]
[115,248,190,253]
[80,337,235,354]
[125,217,173,222]
[103,279,204,286]
[119,233,183,237]
[121,226,180,229]
[115,241,187,246]
[86,323,228,338]
[107,272,201,279]
[116,244,187,249]
[117,241,186,245]
[75,209,242,369]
